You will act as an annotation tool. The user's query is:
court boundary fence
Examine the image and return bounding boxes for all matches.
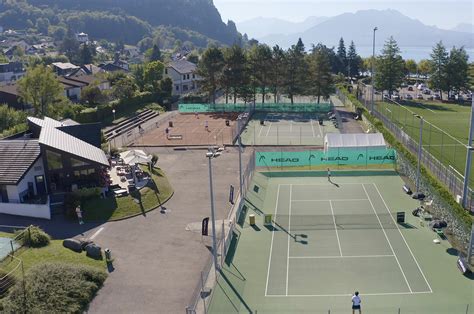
[337,86,474,212]
[185,150,256,314]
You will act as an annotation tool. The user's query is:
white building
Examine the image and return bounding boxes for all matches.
[164,59,200,96]
[0,62,25,86]
[76,32,89,43]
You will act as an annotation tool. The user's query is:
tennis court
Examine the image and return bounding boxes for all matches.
[240,112,340,146]
[208,172,473,313]
[134,113,238,146]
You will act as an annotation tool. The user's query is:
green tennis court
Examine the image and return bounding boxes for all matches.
[208,172,473,313]
[240,113,340,146]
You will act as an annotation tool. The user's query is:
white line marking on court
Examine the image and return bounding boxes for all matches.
[265,122,272,137]
[285,184,293,296]
[362,184,413,293]
[291,199,368,202]
[265,184,281,297]
[289,255,395,259]
[329,200,343,257]
[258,124,264,137]
[266,291,431,297]
[373,183,433,293]
[290,121,292,132]
[310,119,316,138]
[88,227,104,240]
[317,120,323,138]
[289,183,363,186]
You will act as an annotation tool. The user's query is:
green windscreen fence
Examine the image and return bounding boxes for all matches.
[255,148,397,167]
[178,103,333,113]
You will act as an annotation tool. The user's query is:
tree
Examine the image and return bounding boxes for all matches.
[131,64,146,91]
[147,44,162,62]
[35,17,50,35]
[248,44,273,103]
[346,41,361,78]
[196,46,224,103]
[404,59,417,77]
[60,28,80,63]
[309,44,334,103]
[283,38,308,104]
[81,83,104,106]
[374,37,405,97]
[222,45,246,103]
[112,77,137,100]
[428,41,449,100]
[446,47,469,95]
[78,43,93,65]
[159,77,173,97]
[18,64,64,117]
[143,61,165,91]
[336,37,347,74]
[269,45,286,103]
[418,59,430,79]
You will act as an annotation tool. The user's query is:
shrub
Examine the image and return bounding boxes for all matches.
[15,226,50,248]
[1,263,107,313]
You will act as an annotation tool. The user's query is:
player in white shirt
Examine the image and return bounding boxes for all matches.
[352,291,361,313]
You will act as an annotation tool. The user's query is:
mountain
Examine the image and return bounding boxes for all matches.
[451,23,474,33]
[0,0,241,47]
[237,16,328,39]
[259,9,474,49]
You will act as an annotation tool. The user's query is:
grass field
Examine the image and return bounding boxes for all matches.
[375,100,472,186]
[208,171,473,313]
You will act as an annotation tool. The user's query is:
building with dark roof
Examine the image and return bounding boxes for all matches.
[0,116,109,219]
[164,59,200,96]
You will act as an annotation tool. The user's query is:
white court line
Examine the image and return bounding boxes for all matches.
[289,183,363,186]
[291,199,368,202]
[373,183,433,293]
[310,119,316,138]
[88,227,104,240]
[289,254,395,259]
[329,200,342,257]
[285,184,293,296]
[265,122,272,137]
[258,123,264,137]
[266,291,431,297]
[265,184,281,296]
[290,121,292,132]
[317,119,323,138]
[362,184,413,293]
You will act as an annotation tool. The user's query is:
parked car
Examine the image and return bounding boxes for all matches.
[448,94,456,101]
[392,94,400,100]
[427,95,434,100]
[434,94,441,100]
[417,94,423,100]
[455,94,464,101]
[408,86,414,91]
[417,83,426,90]
[422,89,431,95]
[405,94,413,100]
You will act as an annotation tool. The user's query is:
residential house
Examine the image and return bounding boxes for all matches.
[76,32,89,43]
[0,116,108,219]
[51,62,80,76]
[69,64,103,76]
[98,53,130,72]
[58,76,86,101]
[0,84,28,110]
[0,62,25,86]
[164,59,200,96]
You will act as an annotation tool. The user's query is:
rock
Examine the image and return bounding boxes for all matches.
[63,238,83,252]
[85,243,102,259]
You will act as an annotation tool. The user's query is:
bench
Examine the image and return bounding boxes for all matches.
[168,134,183,140]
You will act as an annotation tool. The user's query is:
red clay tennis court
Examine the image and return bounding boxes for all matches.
[134,113,239,146]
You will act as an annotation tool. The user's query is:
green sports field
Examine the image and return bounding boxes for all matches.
[375,100,472,186]
[208,171,473,314]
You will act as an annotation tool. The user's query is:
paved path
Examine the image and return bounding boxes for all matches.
[331,95,365,134]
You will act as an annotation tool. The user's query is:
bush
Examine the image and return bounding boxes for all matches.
[1,263,107,313]
[15,226,50,248]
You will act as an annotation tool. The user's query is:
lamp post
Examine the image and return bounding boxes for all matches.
[462,98,474,208]
[206,148,221,272]
[414,114,423,193]
[371,27,378,112]
[237,119,243,194]
[112,109,116,122]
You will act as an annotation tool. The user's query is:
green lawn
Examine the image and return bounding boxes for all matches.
[375,100,473,185]
[82,166,173,221]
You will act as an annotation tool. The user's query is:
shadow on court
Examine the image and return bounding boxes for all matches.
[273,220,308,245]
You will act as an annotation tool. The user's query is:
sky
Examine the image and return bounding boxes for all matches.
[213,0,473,30]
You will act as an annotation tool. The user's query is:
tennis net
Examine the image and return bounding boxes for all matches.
[273,213,404,231]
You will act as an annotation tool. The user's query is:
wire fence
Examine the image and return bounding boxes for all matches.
[336,86,474,212]
[185,149,255,314]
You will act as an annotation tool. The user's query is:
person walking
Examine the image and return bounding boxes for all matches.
[327,167,331,182]
[75,206,84,225]
[205,120,209,132]
[351,291,361,314]
[165,127,170,139]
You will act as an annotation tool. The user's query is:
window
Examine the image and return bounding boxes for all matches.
[175,85,179,91]
[187,74,190,79]
[183,75,186,80]
[71,158,89,167]
[183,85,188,91]
[46,150,63,170]
[165,68,168,75]
[192,74,195,79]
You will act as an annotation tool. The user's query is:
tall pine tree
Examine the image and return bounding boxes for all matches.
[428,41,449,100]
[196,46,224,104]
[346,41,361,78]
[374,37,405,97]
[446,47,469,96]
[336,37,347,75]
[309,44,334,103]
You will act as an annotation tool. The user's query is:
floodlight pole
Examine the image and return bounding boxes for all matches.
[207,153,219,272]
[371,27,378,113]
[462,99,474,209]
[238,119,243,194]
[414,114,423,193]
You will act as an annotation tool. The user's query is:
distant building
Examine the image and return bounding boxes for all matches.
[99,54,129,73]
[76,32,89,43]
[0,62,25,86]
[51,62,80,76]
[164,59,200,96]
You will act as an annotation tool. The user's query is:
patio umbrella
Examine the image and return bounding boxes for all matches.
[119,150,152,165]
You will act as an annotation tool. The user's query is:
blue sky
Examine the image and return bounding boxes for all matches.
[213,0,473,30]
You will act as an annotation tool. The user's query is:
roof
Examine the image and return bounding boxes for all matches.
[64,75,103,85]
[52,62,79,70]
[0,84,20,96]
[39,126,109,166]
[0,139,41,185]
[324,133,386,148]
[28,116,63,129]
[168,59,196,74]
[58,76,87,88]
[60,118,80,126]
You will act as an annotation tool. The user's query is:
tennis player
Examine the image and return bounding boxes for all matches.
[327,168,331,182]
[351,291,361,313]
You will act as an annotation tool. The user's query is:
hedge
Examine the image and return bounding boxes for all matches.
[337,84,473,229]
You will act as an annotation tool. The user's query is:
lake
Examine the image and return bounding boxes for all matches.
[357,46,474,62]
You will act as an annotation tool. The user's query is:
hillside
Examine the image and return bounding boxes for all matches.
[259,9,474,49]
[238,16,328,39]
[451,23,473,34]
[0,0,241,47]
